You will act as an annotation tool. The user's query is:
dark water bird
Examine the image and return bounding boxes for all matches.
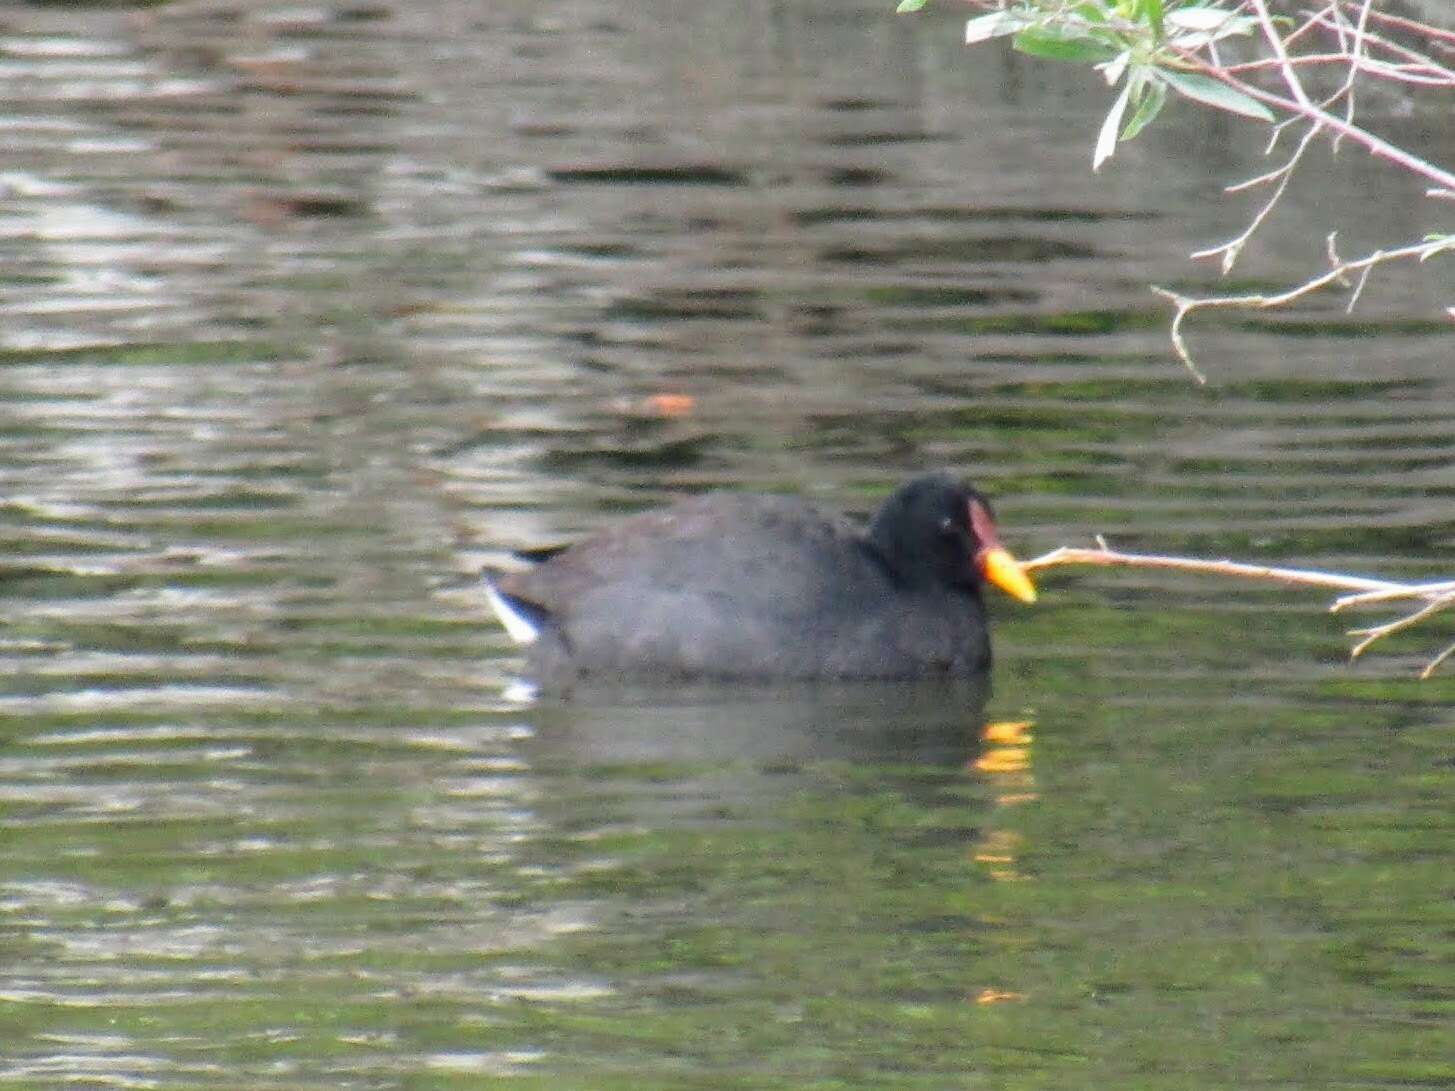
[485,472,1036,688]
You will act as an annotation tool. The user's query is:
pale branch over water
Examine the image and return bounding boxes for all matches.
[1151,234,1451,384]
[1153,0,1455,378]
[924,0,1455,377]
[1022,539,1455,677]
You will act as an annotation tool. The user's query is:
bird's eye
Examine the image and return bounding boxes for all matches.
[938,516,955,534]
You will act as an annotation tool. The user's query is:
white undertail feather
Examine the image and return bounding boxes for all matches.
[484,579,540,645]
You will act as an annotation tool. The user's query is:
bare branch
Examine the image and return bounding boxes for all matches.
[1022,544,1402,595]
[1023,540,1455,676]
[1152,235,1449,374]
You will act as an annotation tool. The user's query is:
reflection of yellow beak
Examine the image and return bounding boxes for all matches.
[978,547,1038,604]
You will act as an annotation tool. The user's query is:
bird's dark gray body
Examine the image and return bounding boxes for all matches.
[492,479,999,688]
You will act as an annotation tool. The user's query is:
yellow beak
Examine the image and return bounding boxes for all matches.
[978,546,1038,604]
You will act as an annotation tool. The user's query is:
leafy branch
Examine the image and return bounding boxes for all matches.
[897,0,1455,379]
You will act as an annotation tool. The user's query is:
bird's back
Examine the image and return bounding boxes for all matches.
[498,492,990,685]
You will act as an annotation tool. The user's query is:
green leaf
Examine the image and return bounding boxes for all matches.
[1165,8,1257,48]
[1164,8,1247,31]
[1013,29,1114,64]
[1099,49,1131,86]
[1094,80,1133,171]
[964,11,1029,43]
[1120,76,1167,140]
[1159,68,1274,121]
[1135,0,1164,37]
[896,0,929,11]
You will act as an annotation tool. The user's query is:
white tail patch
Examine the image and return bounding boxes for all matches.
[500,679,538,704]
[484,579,541,645]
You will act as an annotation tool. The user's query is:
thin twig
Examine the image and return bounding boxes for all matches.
[1346,591,1455,659]
[1284,2,1338,51]
[1218,54,1455,86]
[1194,125,1322,275]
[1419,640,1455,680]
[1331,580,1455,610]
[1353,3,1455,48]
[1304,9,1455,82]
[1333,0,1369,146]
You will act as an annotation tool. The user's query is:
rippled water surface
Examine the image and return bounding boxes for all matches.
[2,2,1453,1088]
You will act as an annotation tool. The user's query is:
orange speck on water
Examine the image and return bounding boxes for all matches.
[973,987,1027,1005]
[645,393,695,417]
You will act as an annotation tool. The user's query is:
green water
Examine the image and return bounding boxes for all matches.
[4,646,1452,1088]
[1,1,1454,1087]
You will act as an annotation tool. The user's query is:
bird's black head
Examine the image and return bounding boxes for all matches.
[867,473,1036,602]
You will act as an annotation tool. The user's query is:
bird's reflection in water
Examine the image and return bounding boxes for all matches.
[513,678,990,824]
[522,677,990,766]
[513,676,1037,1008]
